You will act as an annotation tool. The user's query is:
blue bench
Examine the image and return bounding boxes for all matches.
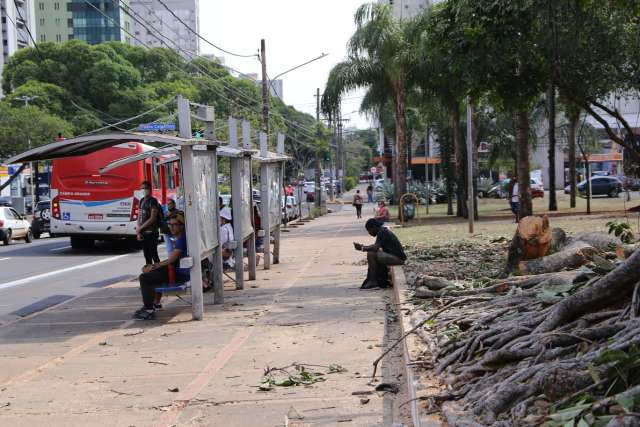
[156,283,190,295]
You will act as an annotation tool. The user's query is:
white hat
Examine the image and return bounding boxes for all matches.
[220,207,233,221]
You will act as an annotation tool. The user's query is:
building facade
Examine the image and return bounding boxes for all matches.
[379,0,436,20]
[1,0,36,97]
[35,1,134,46]
[130,0,199,57]
[34,0,72,43]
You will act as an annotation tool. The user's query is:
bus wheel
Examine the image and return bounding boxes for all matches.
[71,237,95,250]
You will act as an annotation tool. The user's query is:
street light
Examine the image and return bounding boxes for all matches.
[268,53,329,99]
[12,95,39,204]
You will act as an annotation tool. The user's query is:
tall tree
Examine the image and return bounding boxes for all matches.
[323,3,415,204]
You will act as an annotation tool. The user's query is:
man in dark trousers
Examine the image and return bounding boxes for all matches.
[136,181,160,265]
[354,218,406,289]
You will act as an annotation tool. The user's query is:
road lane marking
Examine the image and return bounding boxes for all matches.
[0,255,129,291]
[50,246,71,252]
[0,258,10,262]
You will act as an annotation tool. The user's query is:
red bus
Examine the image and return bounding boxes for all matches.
[50,142,179,249]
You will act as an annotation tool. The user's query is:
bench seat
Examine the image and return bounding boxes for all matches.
[156,283,190,295]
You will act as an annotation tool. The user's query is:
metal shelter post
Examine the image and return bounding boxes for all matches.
[242,121,257,281]
[259,132,271,270]
[229,117,244,289]
[178,95,204,320]
[273,134,285,265]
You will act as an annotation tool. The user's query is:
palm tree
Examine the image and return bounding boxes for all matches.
[322,3,415,204]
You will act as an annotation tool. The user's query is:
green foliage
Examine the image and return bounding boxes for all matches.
[344,176,357,192]
[259,363,346,391]
[606,221,635,244]
[0,104,73,159]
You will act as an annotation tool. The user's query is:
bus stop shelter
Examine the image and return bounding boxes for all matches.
[4,96,220,321]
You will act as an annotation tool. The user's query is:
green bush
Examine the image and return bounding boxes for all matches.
[344,176,357,191]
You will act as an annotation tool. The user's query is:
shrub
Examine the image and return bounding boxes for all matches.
[344,176,357,191]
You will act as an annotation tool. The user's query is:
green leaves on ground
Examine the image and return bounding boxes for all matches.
[606,221,635,245]
[259,363,347,391]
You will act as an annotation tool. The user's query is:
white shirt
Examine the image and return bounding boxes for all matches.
[511,183,519,203]
[220,222,235,248]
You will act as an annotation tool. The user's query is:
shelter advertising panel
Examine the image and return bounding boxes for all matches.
[193,151,219,256]
[268,163,282,228]
[241,157,254,240]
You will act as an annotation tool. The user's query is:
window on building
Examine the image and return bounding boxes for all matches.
[56,34,62,42]
[40,34,46,42]
[39,2,44,10]
[39,18,45,25]
[68,18,73,27]
[54,2,60,10]
[55,18,61,26]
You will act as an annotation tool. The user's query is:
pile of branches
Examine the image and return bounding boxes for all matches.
[407,229,640,426]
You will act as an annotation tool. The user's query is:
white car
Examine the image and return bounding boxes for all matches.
[0,206,33,245]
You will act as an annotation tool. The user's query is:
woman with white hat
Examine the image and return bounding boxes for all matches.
[219,207,235,269]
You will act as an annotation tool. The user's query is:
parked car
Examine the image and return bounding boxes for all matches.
[487,178,544,198]
[0,206,33,245]
[281,196,298,222]
[31,200,51,239]
[577,176,623,197]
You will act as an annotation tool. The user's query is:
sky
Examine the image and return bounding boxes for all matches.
[198,0,372,130]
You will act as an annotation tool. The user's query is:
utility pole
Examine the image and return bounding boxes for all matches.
[315,88,322,209]
[337,105,344,196]
[260,39,269,136]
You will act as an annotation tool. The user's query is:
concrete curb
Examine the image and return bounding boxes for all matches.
[391,266,444,427]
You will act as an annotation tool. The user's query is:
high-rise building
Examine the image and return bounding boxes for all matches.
[1,0,36,97]
[35,1,135,46]
[380,0,437,20]
[34,0,73,43]
[129,0,199,57]
[70,0,134,45]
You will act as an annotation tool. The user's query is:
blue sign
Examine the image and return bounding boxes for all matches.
[138,123,176,132]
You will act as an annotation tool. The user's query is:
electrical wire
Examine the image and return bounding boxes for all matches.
[154,0,258,59]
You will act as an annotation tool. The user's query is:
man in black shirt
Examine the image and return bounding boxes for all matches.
[137,181,161,265]
[354,218,407,289]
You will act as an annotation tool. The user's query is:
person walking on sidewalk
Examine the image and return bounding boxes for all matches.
[137,181,161,265]
[134,214,190,320]
[354,218,406,289]
[510,177,520,223]
[366,184,374,203]
[353,190,364,219]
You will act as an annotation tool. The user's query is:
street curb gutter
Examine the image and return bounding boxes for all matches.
[391,266,444,427]
[391,266,422,427]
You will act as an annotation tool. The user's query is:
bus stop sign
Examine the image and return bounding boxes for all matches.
[138,123,176,132]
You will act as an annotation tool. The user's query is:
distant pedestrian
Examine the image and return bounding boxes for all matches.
[220,207,235,269]
[375,200,390,223]
[353,190,364,219]
[366,184,374,203]
[510,177,520,223]
[354,218,406,289]
[137,181,161,265]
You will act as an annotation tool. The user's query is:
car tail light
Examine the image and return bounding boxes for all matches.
[130,197,140,221]
[0,220,4,228]
[52,197,61,219]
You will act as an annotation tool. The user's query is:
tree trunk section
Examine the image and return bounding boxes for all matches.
[568,110,579,209]
[516,110,532,218]
[394,80,408,208]
[452,103,467,218]
[548,84,558,211]
[472,100,480,220]
[536,249,640,333]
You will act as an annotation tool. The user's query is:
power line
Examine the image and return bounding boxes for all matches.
[154,0,258,59]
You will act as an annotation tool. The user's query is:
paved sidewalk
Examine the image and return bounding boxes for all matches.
[0,200,399,427]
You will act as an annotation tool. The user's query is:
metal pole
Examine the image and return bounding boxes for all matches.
[229,118,245,289]
[178,95,205,320]
[261,39,269,136]
[466,99,475,234]
[260,132,271,269]
[242,121,257,281]
[315,88,322,209]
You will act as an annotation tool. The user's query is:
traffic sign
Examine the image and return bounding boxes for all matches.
[138,123,176,132]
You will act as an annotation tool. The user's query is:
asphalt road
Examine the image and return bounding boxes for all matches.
[0,234,162,325]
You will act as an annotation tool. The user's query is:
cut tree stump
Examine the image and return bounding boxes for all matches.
[518,241,597,275]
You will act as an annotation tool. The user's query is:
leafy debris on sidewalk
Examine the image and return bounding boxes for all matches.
[259,363,347,391]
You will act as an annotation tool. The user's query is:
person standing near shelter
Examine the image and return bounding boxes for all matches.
[510,177,520,223]
[354,219,406,289]
[220,207,235,269]
[353,190,364,219]
[137,181,161,265]
[366,184,374,203]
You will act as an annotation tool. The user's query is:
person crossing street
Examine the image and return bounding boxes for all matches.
[353,190,364,219]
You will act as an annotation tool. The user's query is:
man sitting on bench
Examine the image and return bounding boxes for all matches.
[134,214,190,320]
[354,218,407,289]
